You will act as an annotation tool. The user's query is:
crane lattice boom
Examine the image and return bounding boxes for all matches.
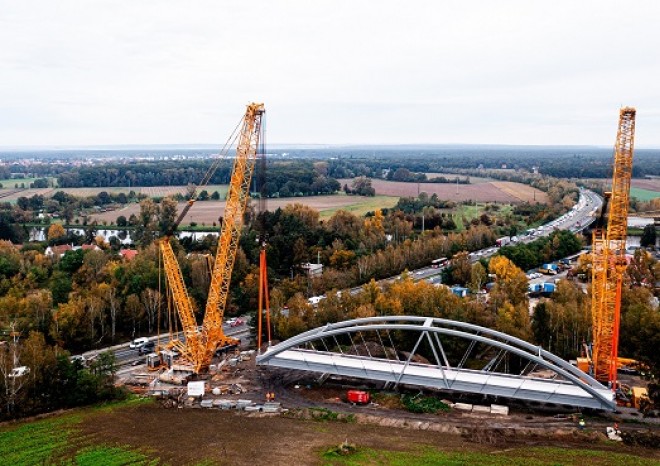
[160,102,264,373]
[591,106,636,384]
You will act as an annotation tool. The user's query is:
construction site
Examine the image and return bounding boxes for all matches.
[97,104,658,461]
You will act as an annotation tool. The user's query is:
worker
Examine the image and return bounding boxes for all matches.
[270,391,275,401]
[578,417,586,430]
[265,392,271,402]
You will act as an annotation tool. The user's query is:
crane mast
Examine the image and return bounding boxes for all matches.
[591,107,636,385]
[159,102,265,373]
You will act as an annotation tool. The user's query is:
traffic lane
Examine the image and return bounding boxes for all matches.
[116,325,251,364]
[99,321,250,362]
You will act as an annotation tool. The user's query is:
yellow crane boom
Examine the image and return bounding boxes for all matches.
[160,102,265,373]
[202,103,265,357]
[591,106,636,385]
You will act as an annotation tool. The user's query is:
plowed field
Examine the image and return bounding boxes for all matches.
[340,179,547,204]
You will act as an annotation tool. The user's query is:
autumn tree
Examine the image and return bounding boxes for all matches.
[47,223,66,243]
[488,255,529,309]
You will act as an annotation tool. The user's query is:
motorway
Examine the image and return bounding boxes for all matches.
[342,188,602,295]
[80,320,251,367]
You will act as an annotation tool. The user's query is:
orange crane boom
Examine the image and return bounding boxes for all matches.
[591,107,636,385]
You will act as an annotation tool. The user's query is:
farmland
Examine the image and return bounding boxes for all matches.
[0,185,230,203]
[341,178,548,204]
[89,194,398,225]
[0,398,657,466]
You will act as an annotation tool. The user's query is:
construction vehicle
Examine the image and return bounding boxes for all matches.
[587,107,636,388]
[159,102,265,373]
[539,263,559,275]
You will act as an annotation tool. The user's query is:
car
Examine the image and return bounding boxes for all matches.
[138,341,155,354]
[227,317,244,327]
[8,366,30,378]
[414,271,424,276]
[70,355,86,365]
[129,337,150,349]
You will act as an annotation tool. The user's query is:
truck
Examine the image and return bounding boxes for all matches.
[528,282,556,296]
[495,237,511,247]
[347,390,370,405]
[451,286,469,298]
[539,263,559,275]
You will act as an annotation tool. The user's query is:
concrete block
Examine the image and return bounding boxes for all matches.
[453,403,473,411]
[471,405,490,414]
[490,404,509,415]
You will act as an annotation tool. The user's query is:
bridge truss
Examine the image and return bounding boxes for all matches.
[257,316,615,411]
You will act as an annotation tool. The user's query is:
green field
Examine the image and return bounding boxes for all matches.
[0,398,160,466]
[322,445,659,466]
[440,203,513,231]
[631,187,660,201]
[319,195,400,219]
[0,176,56,188]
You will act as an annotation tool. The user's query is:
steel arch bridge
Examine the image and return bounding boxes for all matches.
[257,316,615,411]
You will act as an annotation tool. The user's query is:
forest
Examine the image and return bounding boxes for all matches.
[55,160,341,198]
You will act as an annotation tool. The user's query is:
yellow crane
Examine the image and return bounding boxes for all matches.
[590,106,636,386]
[160,102,265,373]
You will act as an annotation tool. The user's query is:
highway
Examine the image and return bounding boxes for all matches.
[340,188,602,295]
[80,319,251,366]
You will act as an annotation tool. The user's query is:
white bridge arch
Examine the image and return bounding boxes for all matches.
[257,316,615,411]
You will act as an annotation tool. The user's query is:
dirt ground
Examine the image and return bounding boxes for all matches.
[341,178,547,204]
[89,195,373,224]
[77,402,658,466]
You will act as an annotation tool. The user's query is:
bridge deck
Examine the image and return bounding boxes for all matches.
[261,349,614,410]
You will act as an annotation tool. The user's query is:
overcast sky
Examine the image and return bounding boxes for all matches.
[1,1,659,147]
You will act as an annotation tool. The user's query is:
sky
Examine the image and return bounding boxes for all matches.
[1,1,659,147]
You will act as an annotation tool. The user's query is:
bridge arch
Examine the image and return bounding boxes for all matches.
[257,316,615,411]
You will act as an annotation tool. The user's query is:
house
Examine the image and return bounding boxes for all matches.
[45,244,73,258]
[300,262,323,277]
[120,249,139,261]
[80,244,100,251]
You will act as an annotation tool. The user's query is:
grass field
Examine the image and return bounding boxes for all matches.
[322,445,659,466]
[630,187,660,201]
[1,399,657,466]
[318,195,399,219]
[0,177,56,188]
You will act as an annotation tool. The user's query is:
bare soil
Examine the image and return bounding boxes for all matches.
[89,195,371,224]
[342,178,547,204]
[78,401,660,466]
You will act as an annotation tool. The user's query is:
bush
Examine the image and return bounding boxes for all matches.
[401,394,450,414]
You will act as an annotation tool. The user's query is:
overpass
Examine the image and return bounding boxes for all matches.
[257,316,615,411]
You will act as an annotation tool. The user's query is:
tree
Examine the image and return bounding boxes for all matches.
[450,252,471,286]
[116,215,128,227]
[47,224,66,242]
[159,197,178,235]
[469,262,487,292]
[640,224,657,248]
[211,191,220,200]
[488,255,529,308]
[133,199,159,247]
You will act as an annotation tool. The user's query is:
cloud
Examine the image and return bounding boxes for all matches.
[1,1,659,146]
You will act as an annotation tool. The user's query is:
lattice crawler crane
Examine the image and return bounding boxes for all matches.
[160,103,265,373]
[590,107,636,387]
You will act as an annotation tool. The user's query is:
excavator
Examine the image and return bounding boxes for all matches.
[155,102,265,374]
